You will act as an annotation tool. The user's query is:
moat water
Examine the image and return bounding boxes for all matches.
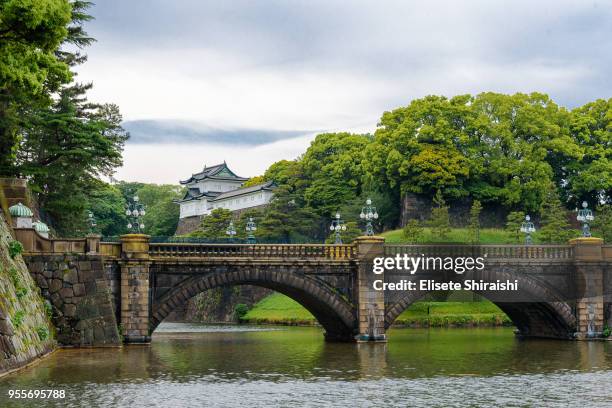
[1,324,611,407]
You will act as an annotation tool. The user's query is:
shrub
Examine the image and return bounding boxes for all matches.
[11,310,25,329]
[402,219,424,244]
[8,267,28,299]
[44,301,53,319]
[15,286,28,299]
[36,326,50,341]
[234,303,249,322]
[8,240,23,259]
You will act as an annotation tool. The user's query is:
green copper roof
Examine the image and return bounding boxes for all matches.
[33,220,50,233]
[9,202,33,217]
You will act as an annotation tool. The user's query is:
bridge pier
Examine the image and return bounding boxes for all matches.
[571,237,609,339]
[354,236,387,342]
[120,234,152,344]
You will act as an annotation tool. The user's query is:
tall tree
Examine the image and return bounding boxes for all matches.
[429,190,451,240]
[134,183,183,236]
[539,184,573,243]
[505,211,526,244]
[16,84,128,234]
[568,98,612,205]
[593,204,612,243]
[0,0,72,174]
[467,200,482,243]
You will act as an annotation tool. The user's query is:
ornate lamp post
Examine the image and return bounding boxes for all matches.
[359,198,379,236]
[87,210,97,234]
[125,195,146,233]
[245,217,257,244]
[329,212,347,244]
[520,214,536,244]
[226,220,237,242]
[576,201,594,237]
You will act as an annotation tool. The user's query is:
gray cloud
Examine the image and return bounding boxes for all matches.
[86,0,612,129]
[123,120,314,145]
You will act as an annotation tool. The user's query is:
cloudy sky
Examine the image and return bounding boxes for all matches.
[75,0,612,184]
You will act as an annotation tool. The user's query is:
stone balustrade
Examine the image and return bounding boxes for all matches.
[148,243,355,260]
[384,244,574,260]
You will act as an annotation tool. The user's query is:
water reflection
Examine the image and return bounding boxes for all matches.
[0,324,610,407]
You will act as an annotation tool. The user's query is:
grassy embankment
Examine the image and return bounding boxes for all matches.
[242,293,512,327]
[384,227,523,244]
[243,227,524,327]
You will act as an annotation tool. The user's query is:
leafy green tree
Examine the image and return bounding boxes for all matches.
[568,98,612,205]
[539,185,573,243]
[429,190,451,240]
[135,184,183,236]
[242,175,266,188]
[363,95,472,204]
[505,211,526,243]
[189,208,233,239]
[402,219,424,244]
[301,132,371,217]
[258,186,320,242]
[467,200,482,243]
[593,204,612,242]
[88,182,127,236]
[15,84,128,235]
[0,0,72,174]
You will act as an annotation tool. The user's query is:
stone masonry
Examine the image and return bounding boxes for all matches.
[25,254,121,346]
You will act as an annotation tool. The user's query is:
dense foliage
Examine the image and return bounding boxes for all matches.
[1,2,609,240]
[0,1,129,235]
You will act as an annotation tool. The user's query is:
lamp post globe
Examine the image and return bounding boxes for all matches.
[126,194,146,234]
[576,201,594,237]
[520,214,536,245]
[226,220,237,242]
[330,212,346,244]
[246,217,257,244]
[360,198,378,236]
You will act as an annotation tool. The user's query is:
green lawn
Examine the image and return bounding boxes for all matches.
[242,293,511,327]
[383,227,540,244]
[242,292,316,325]
[394,300,511,327]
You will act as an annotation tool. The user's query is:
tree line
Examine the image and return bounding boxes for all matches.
[1,2,609,242]
[206,94,610,243]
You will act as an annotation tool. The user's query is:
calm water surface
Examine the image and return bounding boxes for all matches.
[1,323,611,407]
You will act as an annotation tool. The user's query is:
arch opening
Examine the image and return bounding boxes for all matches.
[150,268,356,342]
[385,287,576,339]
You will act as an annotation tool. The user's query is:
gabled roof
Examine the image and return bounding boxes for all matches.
[176,188,221,203]
[211,181,276,201]
[180,162,248,185]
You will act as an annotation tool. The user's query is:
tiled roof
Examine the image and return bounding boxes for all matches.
[180,162,248,184]
[211,181,276,201]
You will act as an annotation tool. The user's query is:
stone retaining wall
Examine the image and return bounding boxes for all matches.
[0,214,55,375]
[24,255,121,347]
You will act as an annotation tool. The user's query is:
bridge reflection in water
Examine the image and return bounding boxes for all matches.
[14,227,612,345]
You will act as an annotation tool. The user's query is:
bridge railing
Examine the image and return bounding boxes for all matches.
[148,243,356,260]
[383,244,574,259]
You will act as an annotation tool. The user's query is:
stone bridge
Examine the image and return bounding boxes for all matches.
[12,228,612,345]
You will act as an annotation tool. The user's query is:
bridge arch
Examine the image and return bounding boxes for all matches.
[385,271,576,338]
[150,266,356,341]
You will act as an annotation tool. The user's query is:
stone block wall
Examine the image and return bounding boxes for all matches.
[24,254,121,347]
[0,214,55,375]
